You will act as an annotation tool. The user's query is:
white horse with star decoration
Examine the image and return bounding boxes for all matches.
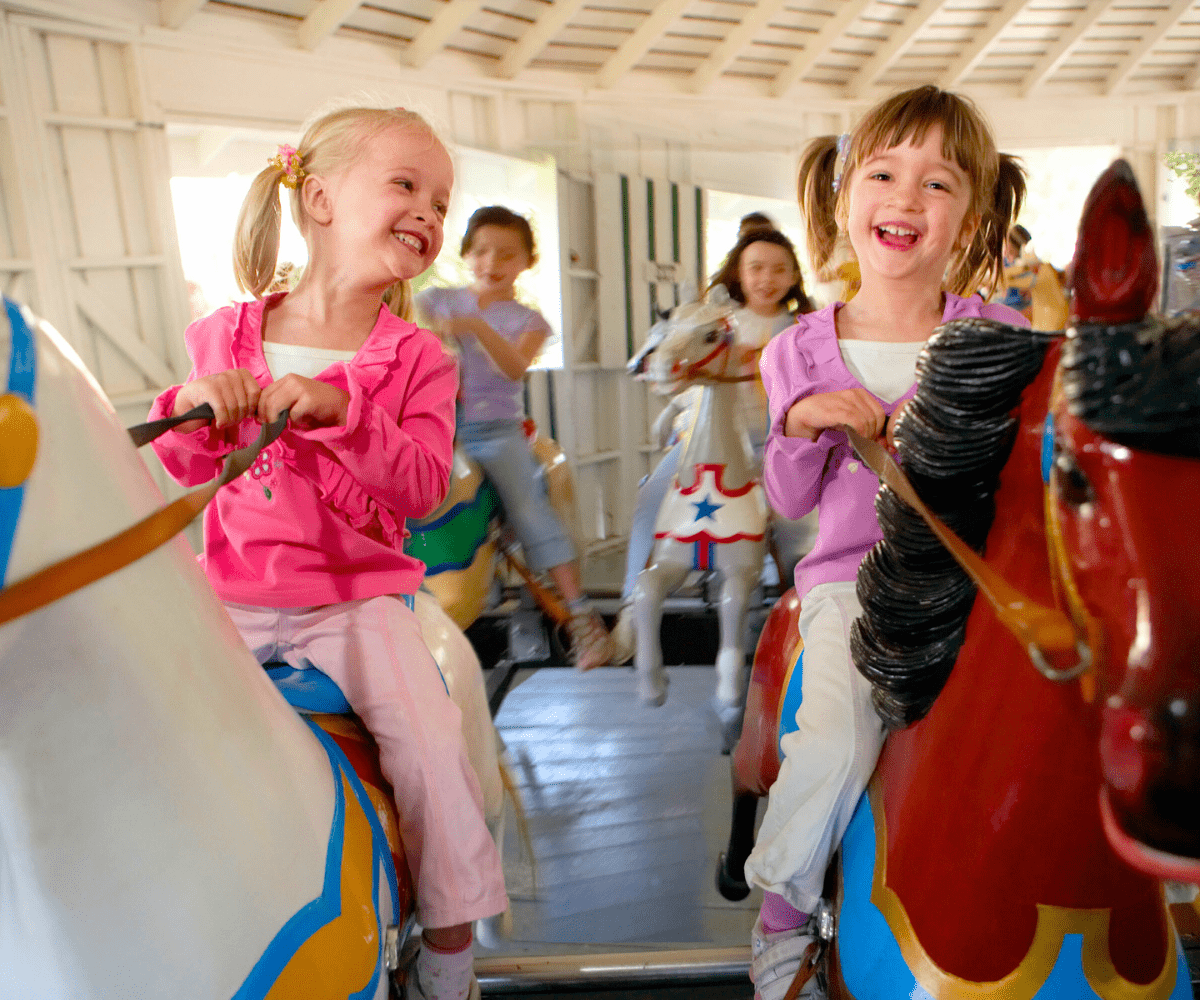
[628,290,768,722]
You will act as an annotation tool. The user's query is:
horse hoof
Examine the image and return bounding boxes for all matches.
[640,685,668,707]
[715,853,751,901]
[473,909,512,949]
[712,696,744,752]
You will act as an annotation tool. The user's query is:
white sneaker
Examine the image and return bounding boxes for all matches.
[607,601,635,664]
[749,915,823,1000]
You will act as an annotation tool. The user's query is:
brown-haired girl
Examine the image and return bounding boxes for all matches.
[744,86,1029,1000]
[415,206,612,669]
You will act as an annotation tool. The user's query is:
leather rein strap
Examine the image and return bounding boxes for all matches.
[844,427,1091,675]
[0,405,287,628]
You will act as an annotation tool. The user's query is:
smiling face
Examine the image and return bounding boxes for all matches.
[842,126,978,292]
[321,124,454,289]
[737,240,797,315]
[464,224,533,299]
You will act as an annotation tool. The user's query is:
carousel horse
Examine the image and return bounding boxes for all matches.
[404,421,582,635]
[0,297,507,997]
[716,160,1200,998]
[629,289,769,713]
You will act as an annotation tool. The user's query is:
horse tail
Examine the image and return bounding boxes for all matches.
[498,756,538,894]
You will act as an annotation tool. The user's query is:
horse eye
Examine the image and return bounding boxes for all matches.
[704,329,720,343]
[1054,450,1094,508]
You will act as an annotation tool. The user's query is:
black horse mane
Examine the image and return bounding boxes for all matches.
[850,318,1057,730]
[1061,315,1200,458]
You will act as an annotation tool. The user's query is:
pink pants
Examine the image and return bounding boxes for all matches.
[225,595,509,929]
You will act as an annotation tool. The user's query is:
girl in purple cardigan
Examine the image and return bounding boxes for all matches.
[744,86,1031,1000]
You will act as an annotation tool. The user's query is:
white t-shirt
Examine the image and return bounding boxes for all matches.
[837,339,926,404]
[262,341,357,380]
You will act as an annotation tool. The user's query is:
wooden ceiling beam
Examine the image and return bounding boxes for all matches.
[404,0,488,69]
[845,0,946,99]
[688,0,791,93]
[1019,0,1111,96]
[297,0,364,50]
[498,0,588,78]
[160,0,206,30]
[769,0,876,98]
[1105,0,1195,93]
[938,0,1032,87]
[595,0,692,89]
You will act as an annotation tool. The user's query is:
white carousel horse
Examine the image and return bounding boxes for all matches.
[630,290,768,716]
[0,297,506,998]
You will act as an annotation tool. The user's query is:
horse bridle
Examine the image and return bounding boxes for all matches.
[682,325,759,384]
[845,427,1094,685]
[0,401,286,628]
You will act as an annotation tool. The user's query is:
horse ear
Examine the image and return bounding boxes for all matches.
[1072,159,1158,324]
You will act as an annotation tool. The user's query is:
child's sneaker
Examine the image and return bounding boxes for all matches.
[606,600,635,664]
[565,609,612,671]
[749,914,823,1000]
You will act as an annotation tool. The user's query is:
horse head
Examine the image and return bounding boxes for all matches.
[1054,159,1200,882]
[633,286,753,395]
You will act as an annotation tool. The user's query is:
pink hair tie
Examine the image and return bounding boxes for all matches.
[268,144,306,189]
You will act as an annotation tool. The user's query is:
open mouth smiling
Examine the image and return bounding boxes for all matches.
[395,231,428,255]
[875,223,920,248]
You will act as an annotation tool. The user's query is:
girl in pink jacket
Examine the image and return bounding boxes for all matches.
[744,87,1030,1000]
[149,106,505,1000]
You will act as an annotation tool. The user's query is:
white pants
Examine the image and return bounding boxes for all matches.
[743,583,886,914]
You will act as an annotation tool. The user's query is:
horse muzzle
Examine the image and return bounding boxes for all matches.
[1099,690,1200,882]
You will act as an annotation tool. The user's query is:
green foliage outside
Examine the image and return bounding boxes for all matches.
[1165,150,1200,202]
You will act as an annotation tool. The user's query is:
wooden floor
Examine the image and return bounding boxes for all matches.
[486,664,761,949]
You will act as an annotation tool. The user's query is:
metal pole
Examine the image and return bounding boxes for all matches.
[476,946,751,993]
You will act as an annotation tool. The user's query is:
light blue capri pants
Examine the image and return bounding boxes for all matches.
[458,418,576,572]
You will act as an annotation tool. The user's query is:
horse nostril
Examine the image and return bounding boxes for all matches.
[1100,705,1156,795]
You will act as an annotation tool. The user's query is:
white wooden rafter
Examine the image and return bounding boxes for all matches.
[596,0,692,89]
[769,0,877,97]
[938,0,1033,87]
[688,0,791,93]
[1185,53,1200,88]
[160,0,206,30]
[403,0,487,69]
[1104,0,1196,93]
[846,0,946,99]
[297,0,365,50]
[1018,0,1112,96]
[498,0,588,78]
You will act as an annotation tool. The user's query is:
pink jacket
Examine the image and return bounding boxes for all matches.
[760,293,1029,601]
[149,294,457,607]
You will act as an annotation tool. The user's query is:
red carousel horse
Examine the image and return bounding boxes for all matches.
[717,160,1200,997]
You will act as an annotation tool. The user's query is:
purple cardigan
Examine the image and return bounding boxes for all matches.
[760,293,1029,600]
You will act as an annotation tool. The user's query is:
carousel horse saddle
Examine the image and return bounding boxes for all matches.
[265,663,352,715]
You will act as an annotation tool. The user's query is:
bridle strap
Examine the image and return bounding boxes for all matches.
[845,427,1089,670]
[684,336,759,384]
[0,408,287,628]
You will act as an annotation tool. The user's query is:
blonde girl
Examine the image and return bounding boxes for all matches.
[745,86,1029,1000]
[148,106,505,1000]
[415,206,612,670]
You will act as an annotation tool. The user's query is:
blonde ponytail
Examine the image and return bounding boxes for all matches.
[233,164,288,299]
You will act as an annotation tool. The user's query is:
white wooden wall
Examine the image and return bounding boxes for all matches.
[0,11,191,503]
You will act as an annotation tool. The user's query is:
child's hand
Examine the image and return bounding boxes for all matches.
[258,375,350,429]
[783,388,886,442]
[173,368,261,430]
[446,316,484,339]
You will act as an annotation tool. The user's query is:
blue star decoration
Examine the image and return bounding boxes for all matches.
[692,494,723,522]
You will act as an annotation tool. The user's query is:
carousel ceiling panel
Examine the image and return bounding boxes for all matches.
[171,0,1200,99]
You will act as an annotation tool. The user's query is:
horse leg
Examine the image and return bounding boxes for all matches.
[632,554,689,706]
[716,779,759,901]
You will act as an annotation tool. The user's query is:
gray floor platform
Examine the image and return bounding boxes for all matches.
[484,664,761,950]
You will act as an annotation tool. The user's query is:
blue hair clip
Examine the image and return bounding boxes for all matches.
[832,133,850,193]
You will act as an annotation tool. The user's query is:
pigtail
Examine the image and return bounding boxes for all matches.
[383,279,413,321]
[797,135,842,282]
[233,165,286,299]
[949,153,1026,299]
